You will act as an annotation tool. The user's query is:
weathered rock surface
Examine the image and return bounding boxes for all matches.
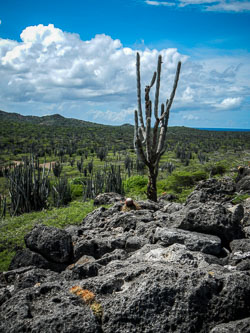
[210,318,250,332]
[236,167,250,194]
[93,192,125,206]
[1,171,250,333]
[25,224,73,263]
[154,227,222,255]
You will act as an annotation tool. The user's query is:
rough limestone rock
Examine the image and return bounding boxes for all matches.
[94,192,125,206]
[154,227,222,255]
[209,318,250,332]
[24,224,73,264]
[178,202,244,246]
[186,177,236,204]
[235,167,250,194]
[2,174,250,333]
[9,248,52,271]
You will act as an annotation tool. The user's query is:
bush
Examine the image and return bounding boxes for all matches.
[71,177,85,185]
[205,161,227,176]
[172,170,207,188]
[71,184,83,200]
[123,175,148,197]
[158,170,207,194]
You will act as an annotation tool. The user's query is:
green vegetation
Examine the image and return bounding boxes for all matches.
[123,175,148,198]
[0,200,96,271]
[231,193,250,205]
[1,110,250,271]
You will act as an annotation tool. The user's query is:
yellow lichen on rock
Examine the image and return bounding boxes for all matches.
[70,286,102,318]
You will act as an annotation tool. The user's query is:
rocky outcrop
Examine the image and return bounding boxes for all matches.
[1,174,250,333]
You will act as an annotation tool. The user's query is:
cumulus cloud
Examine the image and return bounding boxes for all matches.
[0,24,187,122]
[182,86,194,103]
[0,24,249,125]
[215,97,242,109]
[144,0,250,12]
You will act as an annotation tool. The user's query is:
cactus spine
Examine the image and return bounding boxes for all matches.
[134,52,181,201]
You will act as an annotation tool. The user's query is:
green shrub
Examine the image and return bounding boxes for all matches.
[123,175,148,197]
[168,170,207,193]
[70,177,85,185]
[205,161,228,176]
[71,184,83,199]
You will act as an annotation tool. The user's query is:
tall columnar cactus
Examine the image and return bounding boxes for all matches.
[7,158,50,215]
[134,52,181,202]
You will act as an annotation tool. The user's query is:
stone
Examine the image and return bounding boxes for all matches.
[186,177,236,204]
[230,239,250,253]
[9,248,51,271]
[154,227,222,255]
[25,224,73,264]
[2,176,250,333]
[94,192,125,206]
[210,317,250,332]
[178,202,244,246]
[125,236,148,253]
[71,262,101,280]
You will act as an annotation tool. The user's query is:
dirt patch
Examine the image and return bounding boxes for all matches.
[12,161,56,169]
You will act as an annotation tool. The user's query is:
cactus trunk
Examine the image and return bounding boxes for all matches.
[134,53,181,202]
[147,166,158,202]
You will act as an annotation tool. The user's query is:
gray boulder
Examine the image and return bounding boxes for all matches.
[2,177,250,333]
[178,202,244,246]
[94,192,125,206]
[25,224,73,263]
[210,317,250,332]
[154,227,222,255]
[186,177,236,204]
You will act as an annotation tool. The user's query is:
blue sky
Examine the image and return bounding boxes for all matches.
[0,0,250,128]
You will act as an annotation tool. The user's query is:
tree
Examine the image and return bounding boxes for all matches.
[134,52,181,202]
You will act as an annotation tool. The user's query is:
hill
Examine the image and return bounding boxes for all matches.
[1,109,250,166]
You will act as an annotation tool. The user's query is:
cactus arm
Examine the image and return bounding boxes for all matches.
[134,134,150,167]
[136,52,145,134]
[154,55,162,120]
[145,116,151,161]
[166,61,181,114]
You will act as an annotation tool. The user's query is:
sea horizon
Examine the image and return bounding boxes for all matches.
[193,127,250,132]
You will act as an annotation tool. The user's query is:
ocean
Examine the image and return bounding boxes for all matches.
[195,128,250,132]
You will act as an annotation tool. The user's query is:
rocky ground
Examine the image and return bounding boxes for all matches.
[0,168,250,333]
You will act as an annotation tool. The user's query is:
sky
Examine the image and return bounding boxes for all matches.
[0,0,250,129]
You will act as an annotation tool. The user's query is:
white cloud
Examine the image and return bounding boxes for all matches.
[93,107,135,124]
[215,97,242,109]
[0,24,249,125]
[182,86,194,102]
[145,1,175,6]
[178,0,218,7]
[206,1,250,12]
[0,20,2,25]
[145,0,250,12]
[182,114,199,120]
[0,24,187,122]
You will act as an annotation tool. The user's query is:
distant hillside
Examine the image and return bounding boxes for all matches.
[0,110,111,128]
[1,110,250,164]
